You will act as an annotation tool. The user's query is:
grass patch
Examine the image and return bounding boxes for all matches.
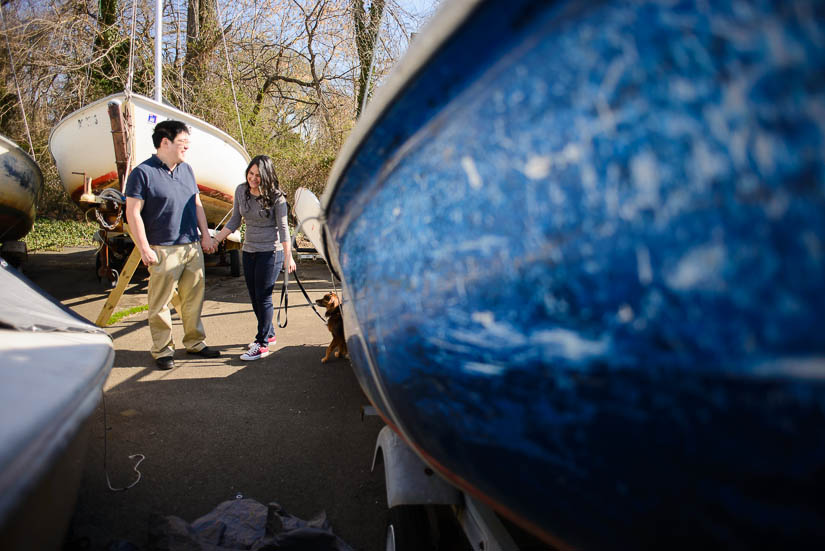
[106,304,148,326]
[24,218,98,251]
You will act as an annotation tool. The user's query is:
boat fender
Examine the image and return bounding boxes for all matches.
[207,228,241,243]
[371,425,461,508]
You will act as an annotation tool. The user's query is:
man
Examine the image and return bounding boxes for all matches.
[125,120,220,369]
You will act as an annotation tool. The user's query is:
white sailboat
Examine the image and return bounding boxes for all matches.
[47,0,249,228]
[49,93,249,226]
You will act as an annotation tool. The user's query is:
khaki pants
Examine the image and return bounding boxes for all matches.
[147,242,206,358]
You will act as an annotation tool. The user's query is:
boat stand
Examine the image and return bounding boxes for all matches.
[94,224,182,328]
[92,101,180,327]
[94,229,141,327]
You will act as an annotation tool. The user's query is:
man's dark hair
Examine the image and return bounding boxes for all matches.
[152,120,190,149]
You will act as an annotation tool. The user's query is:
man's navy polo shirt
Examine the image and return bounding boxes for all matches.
[125,155,200,245]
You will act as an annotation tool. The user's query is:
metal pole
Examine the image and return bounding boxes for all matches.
[154,0,162,102]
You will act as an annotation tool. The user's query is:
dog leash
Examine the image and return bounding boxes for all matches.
[276,267,326,328]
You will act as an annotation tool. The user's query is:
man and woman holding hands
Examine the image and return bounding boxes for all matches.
[125,119,295,369]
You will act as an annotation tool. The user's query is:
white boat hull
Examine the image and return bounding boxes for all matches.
[48,93,250,226]
[0,135,42,241]
[293,187,326,262]
[0,261,114,550]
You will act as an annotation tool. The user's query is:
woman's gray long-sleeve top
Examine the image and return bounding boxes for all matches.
[225,183,290,253]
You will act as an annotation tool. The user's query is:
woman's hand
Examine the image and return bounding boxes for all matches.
[285,256,297,273]
[213,228,229,247]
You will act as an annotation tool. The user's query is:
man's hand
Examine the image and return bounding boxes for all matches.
[140,246,158,266]
[201,234,217,254]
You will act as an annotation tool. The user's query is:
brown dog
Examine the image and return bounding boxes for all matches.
[315,292,348,363]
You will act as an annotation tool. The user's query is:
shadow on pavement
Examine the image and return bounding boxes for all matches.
[67,343,386,551]
[23,249,390,551]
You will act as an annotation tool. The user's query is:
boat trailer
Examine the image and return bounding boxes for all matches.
[371,425,529,551]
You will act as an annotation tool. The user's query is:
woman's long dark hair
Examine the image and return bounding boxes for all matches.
[244,155,283,214]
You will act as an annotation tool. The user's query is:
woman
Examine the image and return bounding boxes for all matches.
[214,155,296,360]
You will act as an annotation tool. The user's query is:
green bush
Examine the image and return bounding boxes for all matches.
[23,218,98,251]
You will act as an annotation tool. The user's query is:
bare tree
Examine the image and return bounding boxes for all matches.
[91,0,129,94]
[184,0,219,93]
[352,0,383,118]
[0,0,436,213]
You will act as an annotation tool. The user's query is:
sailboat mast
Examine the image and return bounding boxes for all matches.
[154,0,162,102]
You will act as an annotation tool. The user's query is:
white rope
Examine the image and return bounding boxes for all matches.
[216,207,233,228]
[0,3,34,156]
[82,19,93,105]
[101,390,144,492]
[358,4,387,117]
[174,5,185,112]
[215,0,246,150]
[124,0,139,97]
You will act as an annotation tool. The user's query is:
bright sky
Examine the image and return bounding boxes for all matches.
[399,0,441,20]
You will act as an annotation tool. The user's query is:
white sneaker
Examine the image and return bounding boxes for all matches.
[248,336,276,349]
[240,342,270,361]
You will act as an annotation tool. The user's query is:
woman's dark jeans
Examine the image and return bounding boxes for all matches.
[242,249,284,346]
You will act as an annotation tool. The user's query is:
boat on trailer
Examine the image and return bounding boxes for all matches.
[48,92,249,228]
[0,259,114,550]
[310,0,825,548]
[0,134,42,263]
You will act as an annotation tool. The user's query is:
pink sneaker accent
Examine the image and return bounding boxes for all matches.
[248,336,276,349]
[240,343,270,361]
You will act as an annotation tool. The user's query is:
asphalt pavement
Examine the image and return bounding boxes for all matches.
[22,247,387,551]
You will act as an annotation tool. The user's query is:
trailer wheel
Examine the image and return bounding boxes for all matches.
[386,506,434,551]
[229,249,241,277]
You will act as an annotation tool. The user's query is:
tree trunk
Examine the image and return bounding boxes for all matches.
[93,0,128,94]
[184,0,220,97]
[353,0,385,118]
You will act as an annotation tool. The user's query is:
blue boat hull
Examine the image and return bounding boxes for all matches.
[322,1,825,548]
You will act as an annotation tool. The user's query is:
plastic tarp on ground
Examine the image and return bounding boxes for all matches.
[147,498,355,551]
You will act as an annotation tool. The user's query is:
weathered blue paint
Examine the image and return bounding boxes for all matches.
[0,135,42,241]
[324,1,825,548]
[3,158,35,192]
